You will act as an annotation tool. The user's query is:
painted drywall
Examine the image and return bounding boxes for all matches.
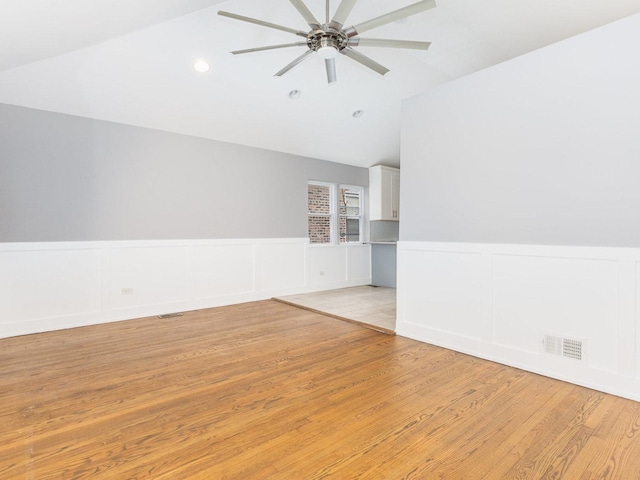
[397,14,640,401]
[371,243,397,288]
[400,13,640,247]
[0,103,367,242]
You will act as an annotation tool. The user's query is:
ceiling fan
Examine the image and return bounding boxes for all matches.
[218,0,436,84]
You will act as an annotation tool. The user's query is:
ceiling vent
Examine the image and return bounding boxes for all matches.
[542,334,585,362]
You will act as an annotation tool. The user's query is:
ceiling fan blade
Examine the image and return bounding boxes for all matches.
[341,47,389,76]
[350,38,431,50]
[348,0,436,36]
[289,0,321,29]
[218,11,308,38]
[329,0,359,29]
[275,50,315,77]
[231,42,308,55]
[325,58,337,84]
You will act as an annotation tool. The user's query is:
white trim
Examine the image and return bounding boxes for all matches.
[308,181,337,245]
[0,238,371,339]
[339,184,365,245]
[397,241,640,402]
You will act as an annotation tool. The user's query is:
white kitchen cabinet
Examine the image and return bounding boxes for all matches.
[369,166,400,221]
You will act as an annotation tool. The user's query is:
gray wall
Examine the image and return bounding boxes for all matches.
[370,221,399,243]
[371,243,397,288]
[0,103,367,242]
[400,13,640,248]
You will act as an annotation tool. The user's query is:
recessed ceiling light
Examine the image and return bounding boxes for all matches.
[353,110,364,118]
[193,60,210,73]
[289,89,302,100]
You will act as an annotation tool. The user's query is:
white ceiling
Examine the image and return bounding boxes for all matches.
[1,0,639,168]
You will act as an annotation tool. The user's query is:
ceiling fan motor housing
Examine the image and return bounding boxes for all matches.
[307,28,349,55]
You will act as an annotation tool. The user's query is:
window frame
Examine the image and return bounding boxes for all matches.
[307,181,337,245]
[308,181,364,246]
[338,184,364,245]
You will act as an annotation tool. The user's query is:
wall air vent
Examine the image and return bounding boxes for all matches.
[543,334,585,362]
[158,312,184,319]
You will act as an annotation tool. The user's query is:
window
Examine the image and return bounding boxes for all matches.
[339,186,362,243]
[308,183,333,244]
[308,182,363,245]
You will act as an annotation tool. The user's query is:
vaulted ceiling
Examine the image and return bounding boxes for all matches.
[1,0,639,167]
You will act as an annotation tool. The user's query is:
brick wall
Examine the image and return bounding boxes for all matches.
[308,184,331,243]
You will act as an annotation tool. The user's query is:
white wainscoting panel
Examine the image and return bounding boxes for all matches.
[307,244,371,289]
[398,241,640,402]
[255,240,306,294]
[109,246,189,311]
[0,247,103,336]
[402,249,483,340]
[308,246,348,286]
[190,243,255,300]
[348,244,372,283]
[636,262,640,380]
[493,255,619,373]
[0,239,371,339]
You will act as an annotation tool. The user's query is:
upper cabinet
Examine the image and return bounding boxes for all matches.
[369,166,400,221]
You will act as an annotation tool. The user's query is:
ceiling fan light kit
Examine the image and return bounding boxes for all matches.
[317,46,339,60]
[218,0,436,84]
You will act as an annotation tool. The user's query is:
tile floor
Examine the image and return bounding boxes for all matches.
[276,286,396,333]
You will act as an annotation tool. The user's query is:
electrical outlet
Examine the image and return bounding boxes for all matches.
[121,288,134,296]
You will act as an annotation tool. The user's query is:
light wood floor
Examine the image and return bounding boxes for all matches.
[1,300,639,479]
[276,286,396,333]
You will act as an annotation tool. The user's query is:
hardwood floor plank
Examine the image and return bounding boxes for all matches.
[1,300,639,479]
[574,400,640,480]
